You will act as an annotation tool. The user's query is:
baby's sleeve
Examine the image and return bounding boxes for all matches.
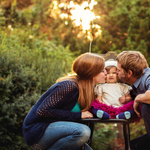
[94,84,102,96]
[120,83,131,95]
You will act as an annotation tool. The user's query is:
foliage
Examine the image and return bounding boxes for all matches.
[91,123,117,150]
[130,119,147,140]
[0,0,94,55]
[0,0,150,149]
[0,27,74,91]
[0,29,74,149]
[0,53,41,150]
[1,0,150,60]
[93,0,150,62]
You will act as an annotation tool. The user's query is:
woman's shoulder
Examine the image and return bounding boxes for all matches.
[57,80,79,89]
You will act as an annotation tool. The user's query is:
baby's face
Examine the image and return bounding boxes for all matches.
[106,66,117,83]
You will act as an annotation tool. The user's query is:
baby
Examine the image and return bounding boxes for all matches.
[91,60,138,119]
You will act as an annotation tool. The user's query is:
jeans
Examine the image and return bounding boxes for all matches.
[130,103,150,150]
[30,121,93,150]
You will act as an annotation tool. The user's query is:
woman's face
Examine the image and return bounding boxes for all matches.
[93,68,107,85]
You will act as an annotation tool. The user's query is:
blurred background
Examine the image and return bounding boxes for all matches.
[0,0,149,149]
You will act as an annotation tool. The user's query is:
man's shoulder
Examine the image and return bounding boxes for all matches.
[141,67,150,79]
[135,68,150,86]
[144,67,150,74]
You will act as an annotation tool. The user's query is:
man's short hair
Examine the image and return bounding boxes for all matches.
[116,51,148,78]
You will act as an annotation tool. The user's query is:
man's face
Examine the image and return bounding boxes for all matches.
[117,62,128,83]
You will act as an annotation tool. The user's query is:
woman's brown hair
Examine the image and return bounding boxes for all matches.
[57,53,105,111]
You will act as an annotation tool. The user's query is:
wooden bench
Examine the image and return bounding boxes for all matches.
[80,51,132,150]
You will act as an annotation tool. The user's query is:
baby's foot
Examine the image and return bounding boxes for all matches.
[97,110,110,119]
[116,111,131,119]
[91,107,110,119]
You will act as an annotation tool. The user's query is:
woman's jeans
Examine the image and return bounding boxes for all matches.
[30,121,93,150]
[130,103,150,150]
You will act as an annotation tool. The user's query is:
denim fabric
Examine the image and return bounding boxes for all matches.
[30,121,92,150]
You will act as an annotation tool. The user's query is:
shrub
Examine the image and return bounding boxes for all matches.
[91,123,117,150]
[0,30,74,149]
[130,119,147,140]
[0,54,41,150]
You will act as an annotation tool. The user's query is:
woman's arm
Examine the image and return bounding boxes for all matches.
[36,82,81,121]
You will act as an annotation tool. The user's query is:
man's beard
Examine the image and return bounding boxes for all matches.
[117,74,130,84]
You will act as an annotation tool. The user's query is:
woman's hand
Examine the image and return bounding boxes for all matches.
[81,111,93,119]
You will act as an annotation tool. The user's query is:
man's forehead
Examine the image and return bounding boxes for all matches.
[117,62,122,69]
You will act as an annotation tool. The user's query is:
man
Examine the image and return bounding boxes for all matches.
[116,51,150,150]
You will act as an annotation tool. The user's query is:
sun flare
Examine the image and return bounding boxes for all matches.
[58,0,100,31]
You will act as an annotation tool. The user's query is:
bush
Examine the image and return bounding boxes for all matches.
[130,119,147,140]
[91,123,117,150]
[0,54,41,150]
[0,29,74,91]
[0,30,74,149]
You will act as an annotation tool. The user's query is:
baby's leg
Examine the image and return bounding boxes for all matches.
[116,109,137,119]
[91,106,110,119]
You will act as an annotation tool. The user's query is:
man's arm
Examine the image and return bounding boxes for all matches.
[135,90,150,104]
[133,101,141,118]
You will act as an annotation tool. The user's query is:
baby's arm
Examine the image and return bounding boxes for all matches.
[119,94,132,104]
[96,95,104,103]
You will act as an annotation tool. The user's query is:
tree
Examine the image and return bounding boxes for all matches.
[92,0,150,61]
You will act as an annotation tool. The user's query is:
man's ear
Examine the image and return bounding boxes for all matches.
[127,70,132,77]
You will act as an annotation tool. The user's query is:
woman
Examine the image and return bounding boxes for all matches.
[22,52,106,150]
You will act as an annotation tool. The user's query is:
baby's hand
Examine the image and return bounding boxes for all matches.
[119,96,126,104]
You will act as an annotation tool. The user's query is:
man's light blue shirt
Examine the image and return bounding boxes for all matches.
[132,67,150,96]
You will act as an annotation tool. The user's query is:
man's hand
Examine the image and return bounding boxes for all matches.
[133,100,141,118]
[81,111,93,119]
[119,96,126,104]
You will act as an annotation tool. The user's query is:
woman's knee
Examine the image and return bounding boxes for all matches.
[76,124,91,142]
